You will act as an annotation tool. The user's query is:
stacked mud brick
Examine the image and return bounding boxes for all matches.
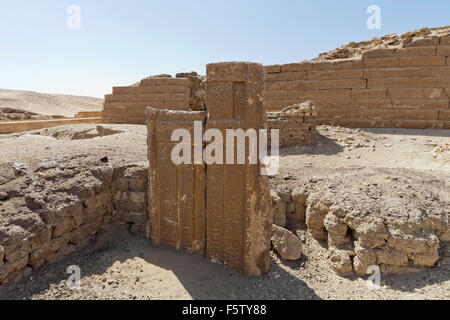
[264,34,450,129]
[103,74,203,124]
[0,160,148,285]
[266,101,317,147]
[146,62,273,276]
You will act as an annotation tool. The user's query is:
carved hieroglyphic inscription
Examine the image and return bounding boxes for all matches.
[146,62,272,276]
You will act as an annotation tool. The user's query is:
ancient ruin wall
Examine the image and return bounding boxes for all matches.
[266,101,317,147]
[146,108,207,254]
[146,62,273,276]
[204,62,272,276]
[264,33,450,129]
[0,159,148,285]
[103,73,205,124]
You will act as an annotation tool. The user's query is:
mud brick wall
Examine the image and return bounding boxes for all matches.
[103,77,192,124]
[266,102,317,147]
[264,36,450,129]
[0,159,148,285]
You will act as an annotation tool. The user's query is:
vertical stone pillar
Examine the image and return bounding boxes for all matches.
[205,62,273,276]
[146,108,207,254]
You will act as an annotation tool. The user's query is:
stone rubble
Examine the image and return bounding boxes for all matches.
[271,225,303,261]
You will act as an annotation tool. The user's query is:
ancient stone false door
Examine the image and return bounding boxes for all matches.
[205,62,272,276]
[146,108,207,254]
[146,62,272,276]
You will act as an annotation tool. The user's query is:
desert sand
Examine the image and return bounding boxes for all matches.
[0,89,103,118]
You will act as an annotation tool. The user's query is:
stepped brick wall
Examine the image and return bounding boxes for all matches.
[103,29,450,130]
[263,35,450,129]
[103,77,193,124]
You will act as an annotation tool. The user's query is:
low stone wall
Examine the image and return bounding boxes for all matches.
[267,101,317,147]
[0,157,148,285]
[0,117,102,134]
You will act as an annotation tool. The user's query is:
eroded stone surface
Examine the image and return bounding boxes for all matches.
[146,108,207,254]
[205,62,273,276]
[271,225,302,260]
[144,62,272,277]
[267,101,317,147]
[0,126,149,285]
[270,167,450,275]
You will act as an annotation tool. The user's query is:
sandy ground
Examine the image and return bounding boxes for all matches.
[0,124,148,165]
[0,124,449,300]
[0,89,103,117]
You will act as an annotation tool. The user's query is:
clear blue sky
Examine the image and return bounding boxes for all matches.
[1,0,449,97]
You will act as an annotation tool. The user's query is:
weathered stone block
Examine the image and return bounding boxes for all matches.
[398,46,436,57]
[281,62,313,72]
[52,218,76,238]
[0,256,28,284]
[298,89,351,99]
[351,89,388,99]
[368,78,450,88]
[360,109,395,120]
[364,57,399,69]
[271,225,302,261]
[0,246,4,267]
[265,90,299,100]
[436,45,450,56]
[363,48,398,59]
[392,99,449,110]
[301,79,367,90]
[438,110,450,120]
[271,190,286,228]
[364,67,435,79]
[264,65,281,74]
[403,37,439,47]
[146,108,207,254]
[392,109,439,121]
[128,178,147,192]
[334,59,364,70]
[398,56,446,67]
[205,62,272,276]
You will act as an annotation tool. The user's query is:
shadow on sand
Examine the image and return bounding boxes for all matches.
[279,133,344,157]
[0,227,321,300]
